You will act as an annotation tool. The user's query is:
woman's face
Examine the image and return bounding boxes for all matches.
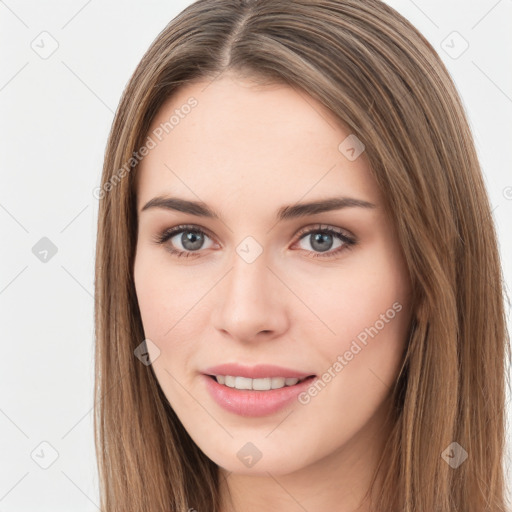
[133,72,412,479]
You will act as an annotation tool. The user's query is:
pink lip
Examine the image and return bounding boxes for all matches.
[202,374,317,417]
[202,363,313,379]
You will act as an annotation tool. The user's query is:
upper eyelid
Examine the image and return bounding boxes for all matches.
[296,223,352,237]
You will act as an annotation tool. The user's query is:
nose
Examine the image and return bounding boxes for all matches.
[211,248,290,344]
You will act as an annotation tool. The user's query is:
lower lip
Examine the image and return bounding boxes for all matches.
[202,374,317,417]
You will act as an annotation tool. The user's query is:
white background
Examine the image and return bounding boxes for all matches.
[1,0,511,510]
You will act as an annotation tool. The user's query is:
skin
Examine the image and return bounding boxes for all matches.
[133,72,413,512]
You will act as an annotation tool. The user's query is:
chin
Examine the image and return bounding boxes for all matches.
[198,438,315,476]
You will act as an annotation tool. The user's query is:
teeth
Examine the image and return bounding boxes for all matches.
[224,375,236,388]
[235,376,252,390]
[270,377,285,389]
[214,375,307,390]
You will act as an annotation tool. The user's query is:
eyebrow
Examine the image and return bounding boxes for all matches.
[140,195,376,221]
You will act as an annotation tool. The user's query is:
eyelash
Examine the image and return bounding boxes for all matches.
[152,223,357,260]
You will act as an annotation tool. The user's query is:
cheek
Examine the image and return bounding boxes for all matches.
[294,242,411,387]
[134,249,196,338]
[293,268,409,440]
[133,274,169,339]
[299,249,408,341]
[133,250,214,380]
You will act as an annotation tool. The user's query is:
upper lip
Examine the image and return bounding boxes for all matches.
[202,363,315,379]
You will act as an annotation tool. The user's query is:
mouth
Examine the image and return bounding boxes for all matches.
[202,372,318,417]
[206,374,316,391]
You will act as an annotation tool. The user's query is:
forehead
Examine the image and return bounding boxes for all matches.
[135,74,381,216]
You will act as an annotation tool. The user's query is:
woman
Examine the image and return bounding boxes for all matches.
[93,0,511,510]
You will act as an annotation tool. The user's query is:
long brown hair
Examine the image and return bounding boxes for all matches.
[93,1,511,510]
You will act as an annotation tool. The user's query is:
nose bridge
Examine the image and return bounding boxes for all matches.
[226,238,273,309]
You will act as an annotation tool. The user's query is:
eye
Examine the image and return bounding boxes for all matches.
[152,223,357,259]
[293,224,356,259]
[152,224,216,258]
